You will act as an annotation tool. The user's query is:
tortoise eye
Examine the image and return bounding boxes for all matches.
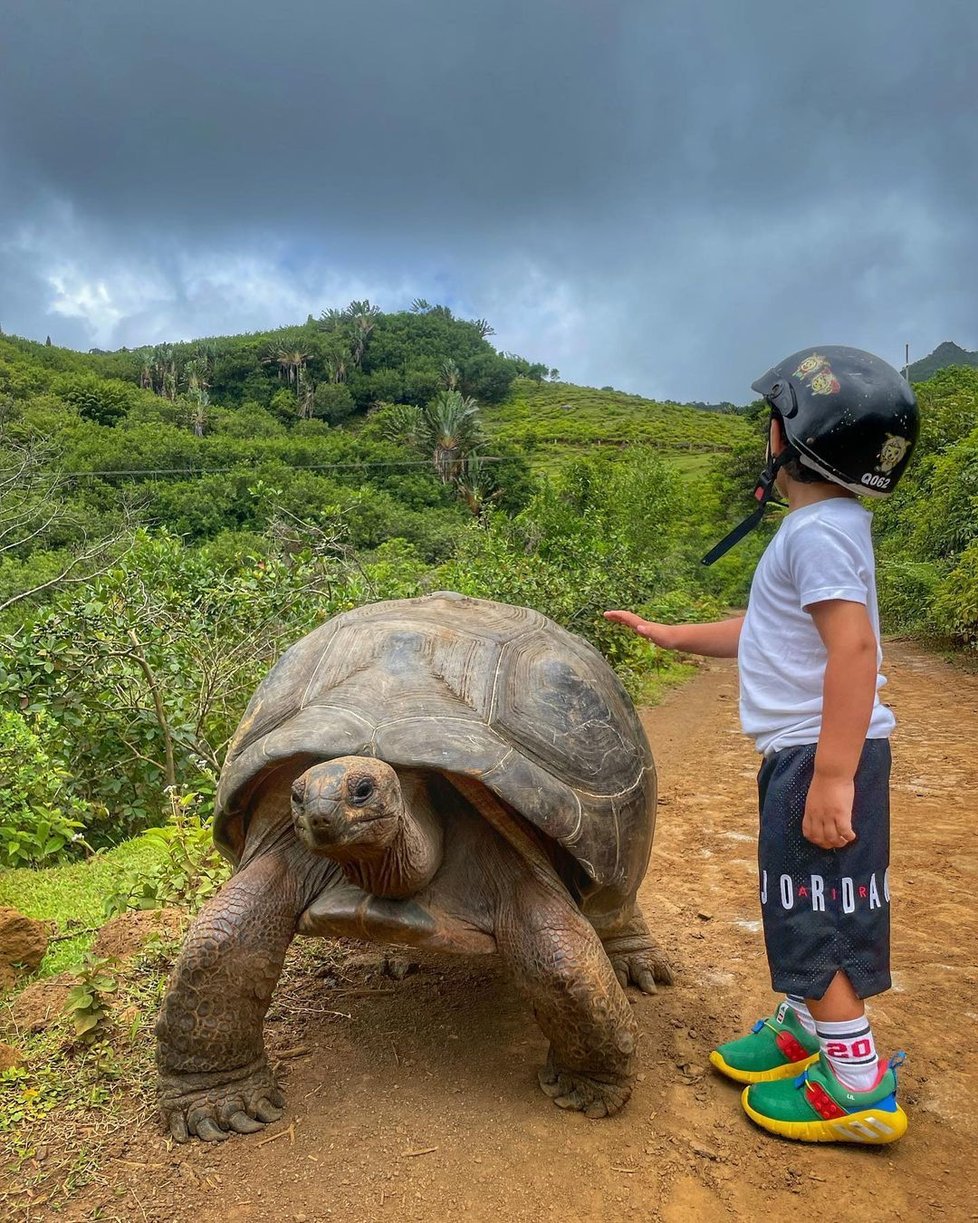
[349,777,375,806]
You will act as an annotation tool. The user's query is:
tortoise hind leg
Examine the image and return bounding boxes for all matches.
[495,872,637,1118]
[597,904,674,995]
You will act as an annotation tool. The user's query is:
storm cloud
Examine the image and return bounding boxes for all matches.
[1,0,975,401]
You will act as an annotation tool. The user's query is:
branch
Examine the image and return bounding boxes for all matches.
[125,629,177,791]
[0,528,135,614]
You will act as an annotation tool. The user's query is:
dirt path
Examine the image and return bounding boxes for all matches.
[65,642,978,1220]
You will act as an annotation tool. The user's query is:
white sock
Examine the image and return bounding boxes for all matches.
[814,1016,880,1091]
[783,994,817,1036]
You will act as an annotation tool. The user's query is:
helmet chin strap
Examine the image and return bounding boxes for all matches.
[700,444,795,566]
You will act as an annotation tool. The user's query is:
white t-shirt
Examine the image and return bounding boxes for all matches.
[738,497,895,755]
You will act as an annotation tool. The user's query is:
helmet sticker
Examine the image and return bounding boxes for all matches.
[791,352,841,396]
[809,368,841,395]
[792,353,827,379]
[877,433,910,474]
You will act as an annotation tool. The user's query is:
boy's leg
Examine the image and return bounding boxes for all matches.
[709,749,825,1085]
[807,971,880,1091]
[741,740,908,1143]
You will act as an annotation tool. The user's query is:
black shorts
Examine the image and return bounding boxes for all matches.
[757,738,892,1000]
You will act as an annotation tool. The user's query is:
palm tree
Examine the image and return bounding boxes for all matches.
[381,404,424,448]
[318,307,346,333]
[440,358,461,391]
[296,367,315,420]
[183,358,210,436]
[454,453,501,516]
[472,318,495,338]
[410,298,432,313]
[346,300,380,368]
[262,345,311,390]
[422,391,484,484]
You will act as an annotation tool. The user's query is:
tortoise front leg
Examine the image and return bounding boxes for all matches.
[495,873,638,1118]
[156,847,334,1142]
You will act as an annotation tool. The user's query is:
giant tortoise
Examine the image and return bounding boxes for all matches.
[157,592,670,1141]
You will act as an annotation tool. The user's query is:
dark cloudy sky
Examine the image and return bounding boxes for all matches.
[1,1,975,401]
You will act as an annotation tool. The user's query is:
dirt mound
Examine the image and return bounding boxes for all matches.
[92,908,188,961]
[0,908,50,987]
[2,972,75,1035]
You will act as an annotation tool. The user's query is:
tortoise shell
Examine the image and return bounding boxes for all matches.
[215,592,656,917]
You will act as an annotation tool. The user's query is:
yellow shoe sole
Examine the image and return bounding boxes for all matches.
[709,1049,819,1084]
[741,1086,909,1144]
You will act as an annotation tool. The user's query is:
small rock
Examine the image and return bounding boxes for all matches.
[690,1141,719,1161]
[0,908,49,979]
[696,911,713,922]
[383,956,419,981]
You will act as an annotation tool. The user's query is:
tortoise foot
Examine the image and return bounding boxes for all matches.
[159,1056,285,1143]
[601,916,674,995]
[537,1048,633,1118]
[607,944,674,995]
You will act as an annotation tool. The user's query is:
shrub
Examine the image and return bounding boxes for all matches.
[0,710,92,867]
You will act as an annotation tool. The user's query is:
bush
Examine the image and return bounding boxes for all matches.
[104,790,230,916]
[876,556,943,635]
[0,710,92,867]
[933,541,978,647]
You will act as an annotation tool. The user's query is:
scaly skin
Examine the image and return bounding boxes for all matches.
[156,841,336,1142]
[495,866,638,1118]
[599,905,674,996]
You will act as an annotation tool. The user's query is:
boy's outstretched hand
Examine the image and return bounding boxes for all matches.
[603,611,677,650]
[802,774,858,849]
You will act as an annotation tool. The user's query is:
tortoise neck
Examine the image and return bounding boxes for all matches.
[342,771,444,899]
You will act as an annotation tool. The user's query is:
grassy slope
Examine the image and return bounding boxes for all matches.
[483,378,749,471]
[0,836,165,975]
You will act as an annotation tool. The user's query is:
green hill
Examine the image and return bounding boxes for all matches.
[484,378,750,473]
[908,341,978,382]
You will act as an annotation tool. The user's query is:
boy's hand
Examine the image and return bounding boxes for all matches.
[802,774,858,849]
[603,611,677,650]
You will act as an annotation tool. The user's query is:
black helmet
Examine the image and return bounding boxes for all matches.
[752,346,919,497]
[702,345,919,565]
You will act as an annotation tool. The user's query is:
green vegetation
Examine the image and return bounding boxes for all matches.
[0,835,164,973]
[1,309,975,1003]
[907,340,978,382]
[0,310,976,1216]
[484,378,749,472]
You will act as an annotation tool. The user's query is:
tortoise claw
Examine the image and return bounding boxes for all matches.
[228,1111,265,1134]
[196,1117,229,1142]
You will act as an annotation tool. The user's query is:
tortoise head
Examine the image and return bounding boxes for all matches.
[292,757,402,862]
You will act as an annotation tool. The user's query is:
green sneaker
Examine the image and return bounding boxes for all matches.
[742,1053,908,1144]
[709,1001,820,1084]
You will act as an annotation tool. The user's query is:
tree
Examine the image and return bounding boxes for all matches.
[379,390,484,487]
[183,358,210,436]
[440,358,461,391]
[346,300,381,369]
[0,420,134,614]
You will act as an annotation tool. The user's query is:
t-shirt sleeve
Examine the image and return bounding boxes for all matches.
[786,519,870,611]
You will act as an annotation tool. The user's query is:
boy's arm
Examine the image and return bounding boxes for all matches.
[804,598,879,849]
[603,611,744,658]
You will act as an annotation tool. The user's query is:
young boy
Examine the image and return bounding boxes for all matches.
[606,346,919,1145]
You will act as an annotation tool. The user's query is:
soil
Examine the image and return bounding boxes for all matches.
[92,909,190,963]
[9,640,978,1220]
